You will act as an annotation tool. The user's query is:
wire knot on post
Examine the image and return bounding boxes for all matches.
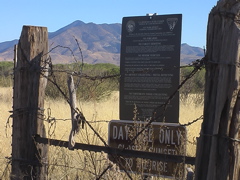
[76,111,86,131]
[68,111,85,150]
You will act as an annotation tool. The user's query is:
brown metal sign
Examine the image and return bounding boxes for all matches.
[108,120,186,178]
[120,14,182,122]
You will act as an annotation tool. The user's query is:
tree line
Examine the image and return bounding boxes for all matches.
[0,61,205,101]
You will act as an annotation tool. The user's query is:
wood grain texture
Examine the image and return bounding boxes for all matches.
[11,26,49,180]
[195,0,240,180]
[67,75,78,149]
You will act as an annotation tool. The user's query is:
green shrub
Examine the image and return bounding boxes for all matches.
[0,61,206,104]
[180,66,205,105]
[0,61,14,87]
[45,63,120,101]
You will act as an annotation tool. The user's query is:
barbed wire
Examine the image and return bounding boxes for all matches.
[5,114,12,138]
[43,51,204,178]
[180,115,203,127]
[4,41,208,179]
[0,157,11,180]
[123,57,205,149]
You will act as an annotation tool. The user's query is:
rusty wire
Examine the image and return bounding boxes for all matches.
[5,42,207,179]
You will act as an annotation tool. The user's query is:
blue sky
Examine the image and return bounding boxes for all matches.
[0,0,217,47]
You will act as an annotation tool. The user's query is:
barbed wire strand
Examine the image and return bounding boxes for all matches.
[6,43,208,179]
[124,57,205,148]
[8,40,240,178]
[12,43,133,179]
[0,157,11,180]
[180,115,204,127]
[47,52,132,178]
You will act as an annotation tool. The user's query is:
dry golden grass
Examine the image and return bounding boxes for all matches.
[44,91,119,141]
[0,87,12,155]
[180,101,203,157]
[0,87,13,178]
[0,87,203,179]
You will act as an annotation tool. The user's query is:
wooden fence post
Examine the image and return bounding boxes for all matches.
[195,1,240,180]
[13,44,17,68]
[11,26,49,180]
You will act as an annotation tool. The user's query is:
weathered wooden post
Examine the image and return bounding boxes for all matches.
[13,44,17,68]
[11,26,49,179]
[68,75,78,149]
[195,0,240,180]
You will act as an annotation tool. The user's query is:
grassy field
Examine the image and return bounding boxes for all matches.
[0,87,203,179]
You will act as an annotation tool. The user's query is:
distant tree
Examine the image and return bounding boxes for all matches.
[45,63,120,101]
[180,67,205,104]
[0,61,14,86]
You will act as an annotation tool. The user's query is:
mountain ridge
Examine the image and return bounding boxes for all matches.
[0,20,204,65]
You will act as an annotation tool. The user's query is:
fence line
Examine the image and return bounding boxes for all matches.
[3,41,206,179]
[33,135,195,165]
[40,43,205,145]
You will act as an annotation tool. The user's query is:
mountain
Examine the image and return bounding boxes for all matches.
[0,20,204,65]
[0,40,18,61]
[180,43,205,65]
